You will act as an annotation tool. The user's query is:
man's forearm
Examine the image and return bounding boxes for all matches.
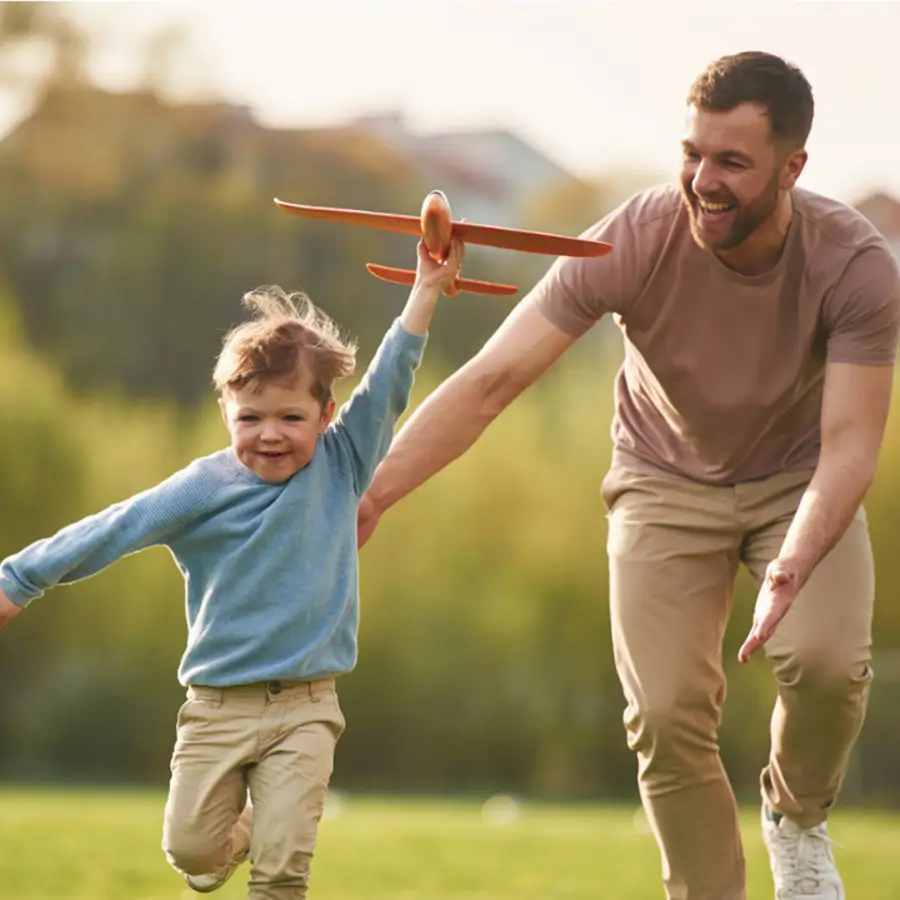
[367,360,513,514]
[779,449,876,589]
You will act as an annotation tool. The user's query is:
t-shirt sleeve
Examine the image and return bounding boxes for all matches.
[824,246,900,366]
[530,194,655,338]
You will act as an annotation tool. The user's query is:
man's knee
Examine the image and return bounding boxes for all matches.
[163,820,232,875]
[624,689,722,773]
[773,648,872,697]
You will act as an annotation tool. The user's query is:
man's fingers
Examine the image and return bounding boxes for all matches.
[738,630,763,663]
[738,603,786,662]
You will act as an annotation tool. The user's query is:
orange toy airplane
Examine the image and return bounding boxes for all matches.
[273,190,613,296]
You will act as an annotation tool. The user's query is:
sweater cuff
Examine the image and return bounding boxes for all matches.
[0,572,35,608]
[391,317,428,358]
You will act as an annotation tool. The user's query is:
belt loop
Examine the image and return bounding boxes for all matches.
[308,680,321,702]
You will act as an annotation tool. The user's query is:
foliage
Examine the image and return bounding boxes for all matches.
[0,30,897,802]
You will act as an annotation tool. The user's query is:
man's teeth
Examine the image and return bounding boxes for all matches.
[700,201,733,212]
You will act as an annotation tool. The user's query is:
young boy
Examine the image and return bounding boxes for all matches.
[0,237,464,898]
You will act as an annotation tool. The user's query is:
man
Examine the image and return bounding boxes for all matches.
[357,52,900,900]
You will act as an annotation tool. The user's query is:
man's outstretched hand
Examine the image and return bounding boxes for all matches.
[738,558,800,663]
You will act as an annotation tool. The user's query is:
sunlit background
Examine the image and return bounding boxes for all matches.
[0,3,899,898]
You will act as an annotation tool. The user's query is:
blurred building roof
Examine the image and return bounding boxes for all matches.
[856,190,900,256]
[323,111,585,227]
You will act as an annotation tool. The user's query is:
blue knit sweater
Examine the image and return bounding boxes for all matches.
[0,319,426,686]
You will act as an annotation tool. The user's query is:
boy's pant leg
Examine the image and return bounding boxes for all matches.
[603,468,746,900]
[738,476,874,827]
[162,686,253,876]
[247,679,345,900]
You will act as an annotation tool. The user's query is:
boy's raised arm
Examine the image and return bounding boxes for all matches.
[328,239,463,493]
[399,238,464,335]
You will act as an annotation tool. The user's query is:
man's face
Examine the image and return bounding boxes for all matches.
[220,371,334,483]
[680,102,793,252]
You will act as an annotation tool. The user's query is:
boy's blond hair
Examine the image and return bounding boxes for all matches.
[213,287,358,406]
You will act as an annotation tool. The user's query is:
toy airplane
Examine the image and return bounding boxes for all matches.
[273,190,613,296]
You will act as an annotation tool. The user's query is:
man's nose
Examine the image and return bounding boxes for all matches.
[692,159,720,196]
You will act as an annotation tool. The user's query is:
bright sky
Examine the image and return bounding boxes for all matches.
[69,0,900,204]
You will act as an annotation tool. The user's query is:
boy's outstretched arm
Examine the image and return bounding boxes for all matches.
[358,290,576,547]
[0,588,21,628]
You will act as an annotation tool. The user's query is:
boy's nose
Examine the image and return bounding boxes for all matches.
[260,421,281,441]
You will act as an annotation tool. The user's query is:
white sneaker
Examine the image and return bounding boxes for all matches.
[761,803,844,899]
[185,847,249,893]
[185,799,253,893]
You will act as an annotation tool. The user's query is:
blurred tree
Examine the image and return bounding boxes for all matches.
[0,82,530,404]
[0,4,87,90]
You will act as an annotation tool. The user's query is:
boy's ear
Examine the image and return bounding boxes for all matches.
[218,397,229,428]
[318,398,336,433]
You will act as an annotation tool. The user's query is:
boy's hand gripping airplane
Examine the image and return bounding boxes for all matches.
[273,190,613,296]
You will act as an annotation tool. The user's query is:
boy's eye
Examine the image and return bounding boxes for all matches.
[238,414,259,422]
[284,415,303,422]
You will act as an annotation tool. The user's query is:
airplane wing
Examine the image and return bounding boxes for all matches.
[274,199,612,258]
[451,221,611,258]
[274,199,423,237]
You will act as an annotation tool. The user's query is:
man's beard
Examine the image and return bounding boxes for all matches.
[681,171,780,252]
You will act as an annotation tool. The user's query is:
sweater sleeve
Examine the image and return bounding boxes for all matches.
[326,318,427,495]
[0,460,218,608]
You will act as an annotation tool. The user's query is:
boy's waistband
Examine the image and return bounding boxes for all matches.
[187,677,335,703]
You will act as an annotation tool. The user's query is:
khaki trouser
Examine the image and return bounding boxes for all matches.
[162,678,345,900]
[602,466,874,900]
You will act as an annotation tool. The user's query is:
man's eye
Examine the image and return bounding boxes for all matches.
[724,160,746,170]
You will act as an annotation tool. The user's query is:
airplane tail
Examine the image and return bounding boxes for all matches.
[365,264,518,297]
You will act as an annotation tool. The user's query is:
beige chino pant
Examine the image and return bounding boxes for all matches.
[602,466,873,900]
[162,678,345,900]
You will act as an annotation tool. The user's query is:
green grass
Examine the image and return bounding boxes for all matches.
[1,789,898,899]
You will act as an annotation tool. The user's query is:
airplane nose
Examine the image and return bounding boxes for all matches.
[421,191,453,260]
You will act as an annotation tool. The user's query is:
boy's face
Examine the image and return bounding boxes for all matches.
[220,370,335,483]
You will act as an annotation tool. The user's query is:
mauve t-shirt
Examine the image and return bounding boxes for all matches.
[532,184,900,484]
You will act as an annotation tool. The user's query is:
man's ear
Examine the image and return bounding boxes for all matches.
[781,147,808,190]
[318,398,336,433]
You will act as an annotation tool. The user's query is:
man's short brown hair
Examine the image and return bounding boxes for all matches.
[213,286,357,407]
[687,51,814,148]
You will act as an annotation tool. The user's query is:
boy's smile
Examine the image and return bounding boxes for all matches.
[220,372,335,483]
